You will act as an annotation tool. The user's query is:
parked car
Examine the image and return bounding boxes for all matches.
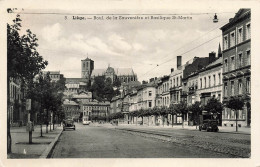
[63,119,76,131]
[199,119,219,132]
[83,120,91,125]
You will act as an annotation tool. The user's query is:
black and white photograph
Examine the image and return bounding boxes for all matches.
[1,1,260,167]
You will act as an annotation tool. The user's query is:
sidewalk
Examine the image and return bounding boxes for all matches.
[96,123,251,135]
[8,124,63,159]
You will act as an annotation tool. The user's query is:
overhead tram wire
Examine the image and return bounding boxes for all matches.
[139,33,222,79]
[158,19,229,64]
[138,19,233,79]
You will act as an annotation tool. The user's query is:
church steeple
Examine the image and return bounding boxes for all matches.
[218,43,222,58]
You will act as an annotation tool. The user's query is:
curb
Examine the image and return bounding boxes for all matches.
[115,125,251,135]
[39,128,63,159]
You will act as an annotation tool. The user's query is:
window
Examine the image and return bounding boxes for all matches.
[246,23,251,40]
[218,73,221,85]
[86,62,88,68]
[204,77,206,88]
[224,59,228,72]
[224,82,228,97]
[218,94,221,101]
[173,79,175,87]
[246,77,251,94]
[237,27,243,43]
[180,76,182,86]
[246,50,251,66]
[231,56,235,71]
[148,101,152,108]
[177,77,179,86]
[238,79,243,95]
[223,35,228,50]
[238,53,243,68]
[83,63,85,68]
[230,31,235,47]
[200,78,202,89]
[148,91,152,97]
[213,75,216,86]
[208,76,211,87]
[231,81,235,96]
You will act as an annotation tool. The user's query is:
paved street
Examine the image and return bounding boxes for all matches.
[50,123,249,158]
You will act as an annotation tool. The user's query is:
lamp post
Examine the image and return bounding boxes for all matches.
[34,74,43,137]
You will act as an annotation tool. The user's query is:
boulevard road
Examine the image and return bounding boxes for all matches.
[50,123,247,158]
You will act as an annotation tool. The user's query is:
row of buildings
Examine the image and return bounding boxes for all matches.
[109,9,251,127]
[8,9,251,128]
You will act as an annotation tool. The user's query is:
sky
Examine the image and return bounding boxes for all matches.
[9,8,238,82]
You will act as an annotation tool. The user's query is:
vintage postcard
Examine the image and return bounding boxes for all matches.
[0,0,260,167]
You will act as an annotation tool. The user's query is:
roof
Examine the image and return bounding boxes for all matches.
[65,78,88,83]
[91,67,135,76]
[81,57,93,61]
[63,101,79,106]
[115,68,135,76]
[81,101,110,106]
[206,57,222,68]
[220,9,250,31]
[43,71,60,75]
[91,69,106,76]
[121,81,141,87]
[170,65,185,76]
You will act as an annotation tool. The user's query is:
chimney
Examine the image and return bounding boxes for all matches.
[155,77,157,80]
[209,52,216,64]
[149,78,154,83]
[171,68,174,73]
[177,56,182,69]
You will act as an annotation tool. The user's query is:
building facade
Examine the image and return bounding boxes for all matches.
[43,71,64,82]
[9,78,26,126]
[91,66,138,84]
[220,9,251,127]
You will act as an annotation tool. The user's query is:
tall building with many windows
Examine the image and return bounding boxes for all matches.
[220,9,251,127]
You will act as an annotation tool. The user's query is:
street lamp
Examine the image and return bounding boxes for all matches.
[34,73,43,137]
[213,13,218,23]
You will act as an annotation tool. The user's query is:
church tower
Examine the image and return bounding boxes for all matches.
[81,57,94,79]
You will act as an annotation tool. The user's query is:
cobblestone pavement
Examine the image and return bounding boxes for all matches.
[51,123,237,158]
[112,125,250,158]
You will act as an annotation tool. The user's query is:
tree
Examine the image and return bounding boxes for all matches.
[188,101,202,129]
[151,106,160,125]
[90,76,120,102]
[174,101,188,128]
[113,77,121,87]
[168,104,176,127]
[204,97,223,123]
[226,96,244,132]
[160,106,168,127]
[7,14,48,153]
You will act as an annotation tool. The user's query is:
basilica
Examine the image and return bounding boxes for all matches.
[81,57,138,84]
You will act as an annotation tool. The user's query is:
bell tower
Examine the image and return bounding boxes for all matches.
[81,57,94,79]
